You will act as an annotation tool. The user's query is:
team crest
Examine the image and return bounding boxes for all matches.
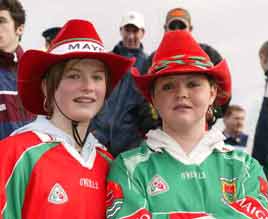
[220,177,237,203]
[147,175,169,196]
[48,183,68,204]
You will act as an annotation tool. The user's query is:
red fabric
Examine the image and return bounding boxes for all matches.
[22,144,110,219]
[259,176,268,198]
[131,30,231,106]
[0,131,42,213]
[121,208,151,219]
[230,196,268,219]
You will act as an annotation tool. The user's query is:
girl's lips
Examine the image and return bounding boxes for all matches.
[173,104,191,111]
[73,96,96,103]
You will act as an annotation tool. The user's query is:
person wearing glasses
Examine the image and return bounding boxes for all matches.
[145,7,222,70]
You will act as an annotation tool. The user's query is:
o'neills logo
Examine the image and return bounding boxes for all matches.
[50,41,105,54]
[230,196,268,219]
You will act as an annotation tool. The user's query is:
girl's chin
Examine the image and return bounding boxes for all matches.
[71,113,96,123]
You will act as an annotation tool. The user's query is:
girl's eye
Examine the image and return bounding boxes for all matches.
[66,71,80,79]
[92,73,105,81]
[0,18,7,24]
[162,82,174,91]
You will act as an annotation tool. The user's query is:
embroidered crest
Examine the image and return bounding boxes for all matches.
[147,175,169,196]
[48,183,68,204]
[221,177,237,203]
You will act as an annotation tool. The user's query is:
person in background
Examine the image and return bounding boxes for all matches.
[252,41,268,176]
[223,104,249,152]
[0,0,35,140]
[92,11,150,157]
[144,7,223,71]
[42,26,61,50]
[106,30,268,219]
[0,19,134,219]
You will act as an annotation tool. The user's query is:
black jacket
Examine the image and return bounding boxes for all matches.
[252,78,268,173]
[91,41,150,156]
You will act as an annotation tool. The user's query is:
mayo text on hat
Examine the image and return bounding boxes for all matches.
[50,41,105,54]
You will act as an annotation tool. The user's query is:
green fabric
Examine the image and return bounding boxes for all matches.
[108,142,268,219]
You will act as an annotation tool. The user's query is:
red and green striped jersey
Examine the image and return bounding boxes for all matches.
[107,141,268,219]
[0,131,112,219]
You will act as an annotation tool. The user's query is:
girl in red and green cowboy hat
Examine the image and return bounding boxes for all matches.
[0,19,134,219]
[107,30,268,219]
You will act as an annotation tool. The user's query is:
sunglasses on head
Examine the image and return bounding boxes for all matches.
[168,20,188,30]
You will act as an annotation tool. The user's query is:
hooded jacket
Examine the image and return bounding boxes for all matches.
[0,46,35,140]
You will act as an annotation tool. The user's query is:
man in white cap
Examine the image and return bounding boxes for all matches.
[91,11,150,156]
[119,11,145,50]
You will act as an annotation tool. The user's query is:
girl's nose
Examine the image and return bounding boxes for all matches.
[175,84,188,98]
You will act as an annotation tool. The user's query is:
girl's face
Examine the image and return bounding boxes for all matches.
[50,58,107,124]
[152,74,217,132]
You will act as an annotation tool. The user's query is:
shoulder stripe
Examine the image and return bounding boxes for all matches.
[1,142,59,219]
[0,91,17,95]
[97,147,113,163]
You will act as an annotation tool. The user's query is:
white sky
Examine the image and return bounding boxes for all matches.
[21,0,268,140]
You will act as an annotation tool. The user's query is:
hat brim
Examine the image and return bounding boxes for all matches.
[166,17,190,28]
[131,59,231,106]
[18,50,134,115]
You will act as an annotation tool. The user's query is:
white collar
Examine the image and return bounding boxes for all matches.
[12,115,106,169]
[146,128,233,165]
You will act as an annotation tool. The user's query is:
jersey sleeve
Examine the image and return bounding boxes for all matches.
[0,132,53,219]
[106,155,151,219]
[0,136,27,219]
[228,156,268,218]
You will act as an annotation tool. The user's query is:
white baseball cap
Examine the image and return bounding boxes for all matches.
[120,11,145,29]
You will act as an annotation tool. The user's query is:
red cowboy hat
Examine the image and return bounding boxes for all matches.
[18,19,134,115]
[131,30,231,106]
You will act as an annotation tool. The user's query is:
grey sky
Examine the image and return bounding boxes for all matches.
[21,0,268,139]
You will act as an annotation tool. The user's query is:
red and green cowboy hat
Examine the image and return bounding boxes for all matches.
[18,19,134,115]
[131,30,231,106]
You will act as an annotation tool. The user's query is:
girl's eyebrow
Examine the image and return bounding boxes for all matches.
[66,66,81,72]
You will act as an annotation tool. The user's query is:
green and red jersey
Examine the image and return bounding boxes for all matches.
[107,129,268,219]
[0,130,112,219]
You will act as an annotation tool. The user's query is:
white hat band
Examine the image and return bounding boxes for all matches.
[50,41,105,54]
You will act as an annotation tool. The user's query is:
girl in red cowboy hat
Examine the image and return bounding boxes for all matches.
[106,31,268,218]
[0,19,134,219]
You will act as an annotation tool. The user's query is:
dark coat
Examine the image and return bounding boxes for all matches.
[252,78,268,173]
[91,41,151,156]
